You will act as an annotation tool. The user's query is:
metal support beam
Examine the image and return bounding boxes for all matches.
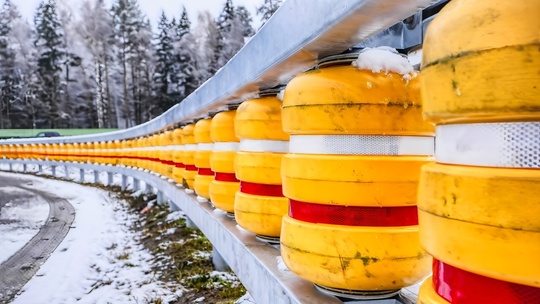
[157,190,165,205]
[51,165,56,177]
[107,172,113,186]
[133,178,140,191]
[22,164,27,173]
[93,170,99,184]
[80,169,84,183]
[65,165,69,178]
[186,217,197,230]
[121,175,127,191]
[38,165,42,173]
[212,247,230,271]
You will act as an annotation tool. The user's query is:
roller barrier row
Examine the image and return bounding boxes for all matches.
[1,0,539,303]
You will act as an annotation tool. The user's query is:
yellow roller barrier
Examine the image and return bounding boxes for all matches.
[281,51,432,294]
[234,94,289,239]
[281,216,430,290]
[182,124,197,189]
[194,118,213,200]
[283,155,428,207]
[171,127,184,185]
[419,163,540,287]
[419,0,540,301]
[282,66,432,136]
[421,0,540,124]
[209,110,240,213]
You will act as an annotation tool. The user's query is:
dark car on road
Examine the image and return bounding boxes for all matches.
[35,131,61,137]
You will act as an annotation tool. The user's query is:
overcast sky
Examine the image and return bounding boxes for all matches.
[17,0,264,29]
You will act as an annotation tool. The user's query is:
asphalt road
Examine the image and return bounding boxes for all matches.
[0,174,75,303]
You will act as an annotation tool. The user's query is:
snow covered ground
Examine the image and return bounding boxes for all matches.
[0,186,49,264]
[0,171,182,303]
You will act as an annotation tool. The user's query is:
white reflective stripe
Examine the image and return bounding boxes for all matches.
[289,134,434,155]
[197,143,214,151]
[436,122,540,168]
[213,142,240,151]
[184,144,198,150]
[167,145,184,151]
[239,139,289,153]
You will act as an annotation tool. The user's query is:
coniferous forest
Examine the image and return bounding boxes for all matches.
[0,0,282,129]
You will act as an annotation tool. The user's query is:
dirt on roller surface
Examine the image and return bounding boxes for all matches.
[0,174,75,303]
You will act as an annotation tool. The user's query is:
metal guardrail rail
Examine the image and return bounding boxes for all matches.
[0,1,449,302]
[0,0,439,145]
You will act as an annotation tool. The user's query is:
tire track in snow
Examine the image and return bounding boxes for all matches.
[0,175,75,303]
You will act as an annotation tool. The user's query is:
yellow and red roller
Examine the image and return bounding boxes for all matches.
[418,0,540,303]
[182,124,197,190]
[194,118,214,201]
[280,49,433,294]
[209,110,240,214]
[234,91,290,241]
[171,127,185,185]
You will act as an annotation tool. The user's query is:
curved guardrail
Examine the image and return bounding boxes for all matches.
[0,1,448,303]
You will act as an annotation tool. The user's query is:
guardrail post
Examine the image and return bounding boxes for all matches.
[38,164,42,173]
[107,172,113,186]
[212,247,230,271]
[79,169,84,183]
[51,165,56,177]
[9,163,12,171]
[168,200,180,212]
[186,217,197,229]
[121,175,127,191]
[144,182,152,194]
[133,178,140,191]
[22,164,27,172]
[94,170,100,184]
[157,190,165,205]
[64,165,69,178]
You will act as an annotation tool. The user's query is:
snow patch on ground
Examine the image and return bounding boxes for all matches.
[3,173,181,304]
[0,186,49,264]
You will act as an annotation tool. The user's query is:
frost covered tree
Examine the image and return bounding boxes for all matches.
[0,0,18,128]
[153,11,174,113]
[236,5,254,37]
[111,0,138,127]
[210,0,253,74]
[79,0,116,128]
[256,0,282,28]
[170,7,200,103]
[34,0,65,128]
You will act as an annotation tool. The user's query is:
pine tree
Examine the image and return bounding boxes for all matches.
[112,0,143,128]
[34,0,65,128]
[153,11,174,113]
[236,5,254,37]
[79,0,116,128]
[0,0,19,128]
[169,7,199,103]
[176,7,190,40]
[256,0,282,28]
[209,0,235,74]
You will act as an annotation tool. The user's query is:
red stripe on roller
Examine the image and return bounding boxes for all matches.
[185,164,197,171]
[174,163,185,168]
[433,259,540,304]
[197,168,214,176]
[215,172,238,182]
[288,200,418,226]
[240,181,283,197]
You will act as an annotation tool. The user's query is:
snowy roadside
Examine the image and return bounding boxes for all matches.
[0,185,49,264]
[0,172,182,304]
[0,168,253,303]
